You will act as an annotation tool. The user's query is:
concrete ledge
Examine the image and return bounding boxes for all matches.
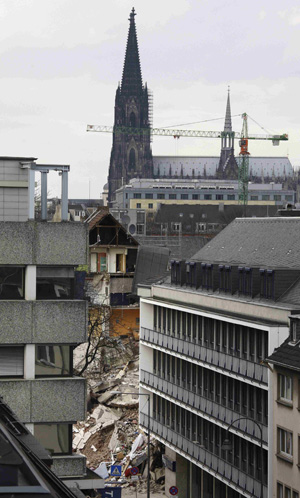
[52,454,87,478]
[0,300,87,344]
[0,377,86,423]
[0,221,88,265]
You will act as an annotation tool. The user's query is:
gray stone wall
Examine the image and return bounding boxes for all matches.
[52,454,87,478]
[0,300,87,344]
[0,221,88,265]
[0,377,86,423]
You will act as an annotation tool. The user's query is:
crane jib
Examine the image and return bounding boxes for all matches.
[86,124,288,142]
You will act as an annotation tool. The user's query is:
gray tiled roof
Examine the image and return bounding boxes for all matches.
[267,337,300,371]
[191,217,300,269]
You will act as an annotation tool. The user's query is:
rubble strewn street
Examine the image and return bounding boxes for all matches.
[74,340,165,496]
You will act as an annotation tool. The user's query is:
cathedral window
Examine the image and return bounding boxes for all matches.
[129,112,136,128]
[129,149,136,170]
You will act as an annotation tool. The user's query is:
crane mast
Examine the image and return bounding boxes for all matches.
[238,113,250,209]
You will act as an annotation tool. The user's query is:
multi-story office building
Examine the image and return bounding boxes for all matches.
[139,216,300,497]
[0,157,88,480]
[113,178,295,214]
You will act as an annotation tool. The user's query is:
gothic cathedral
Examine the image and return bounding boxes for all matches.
[108,8,153,202]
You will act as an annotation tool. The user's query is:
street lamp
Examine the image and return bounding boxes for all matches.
[111,391,151,498]
[221,417,264,498]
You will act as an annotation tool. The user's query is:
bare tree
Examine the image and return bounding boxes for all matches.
[76,303,124,376]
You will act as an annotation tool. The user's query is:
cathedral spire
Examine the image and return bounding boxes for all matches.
[121,7,143,96]
[224,86,232,132]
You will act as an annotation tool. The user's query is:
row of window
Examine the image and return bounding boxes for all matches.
[153,306,269,364]
[131,192,293,201]
[0,266,75,300]
[152,351,268,424]
[0,345,73,377]
[152,395,268,484]
[277,482,299,498]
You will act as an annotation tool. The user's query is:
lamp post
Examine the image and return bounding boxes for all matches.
[221,417,264,498]
[111,391,150,498]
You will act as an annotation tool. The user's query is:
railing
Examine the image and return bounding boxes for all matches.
[140,370,268,445]
[140,412,267,498]
[140,327,268,385]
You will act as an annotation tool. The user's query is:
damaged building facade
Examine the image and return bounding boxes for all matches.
[0,157,88,480]
[138,217,300,497]
[85,207,139,338]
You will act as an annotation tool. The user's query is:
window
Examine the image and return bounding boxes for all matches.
[148,203,153,209]
[286,195,293,201]
[35,345,72,377]
[227,194,235,200]
[292,491,299,498]
[192,194,199,200]
[285,489,291,498]
[204,194,212,200]
[157,194,165,199]
[171,222,181,232]
[97,253,107,272]
[0,346,24,377]
[274,195,281,201]
[277,483,283,498]
[216,194,223,200]
[251,195,258,200]
[36,267,74,299]
[0,266,24,299]
[278,428,293,459]
[145,193,153,199]
[262,195,270,200]
[136,224,144,234]
[136,203,141,208]
[34,424,72,455]
[278,374,292,403]
[181,194,188,200]
[169,194,177,200]
[133,193,141,199]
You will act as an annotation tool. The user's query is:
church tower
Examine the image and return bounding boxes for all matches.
[217,88,238,179]
[108,8,153,203]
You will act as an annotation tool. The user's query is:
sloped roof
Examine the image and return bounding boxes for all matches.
[191,217,300,269]
[267,336,300,371]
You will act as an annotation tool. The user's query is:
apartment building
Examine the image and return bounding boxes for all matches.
[0,157,88,480]
[139,217,300,497]
[267,316,300,498]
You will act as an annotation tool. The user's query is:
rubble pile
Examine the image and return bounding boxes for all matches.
[73,348,165,495]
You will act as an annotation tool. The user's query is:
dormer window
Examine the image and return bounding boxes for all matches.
[260,268,275,300]
[186,262,196,287]
[290,319,300,343]
[219,265,231,292]
[201,263,213,290]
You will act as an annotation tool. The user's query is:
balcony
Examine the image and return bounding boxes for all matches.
[140,327,268,385]
[140,369,268,445]
[0,300,87,344]
[140,412,267,498]
[0,377,86,423]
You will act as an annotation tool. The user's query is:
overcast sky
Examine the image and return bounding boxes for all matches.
[0,0,299,198]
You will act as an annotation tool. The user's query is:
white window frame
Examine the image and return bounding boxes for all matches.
[278,427,293,458]
[278,374,293,403]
